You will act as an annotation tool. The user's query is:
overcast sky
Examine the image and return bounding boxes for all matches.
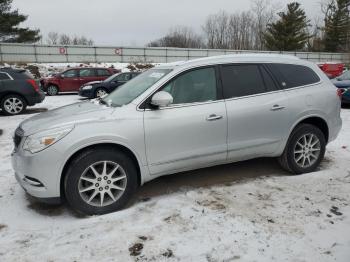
[13,0,322,46]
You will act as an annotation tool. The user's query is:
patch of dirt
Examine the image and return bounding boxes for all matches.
[0,224,7,231]
[162,249,174,258]
[330,206,343,216]
[196,199,226,211]
[129,243,144,257]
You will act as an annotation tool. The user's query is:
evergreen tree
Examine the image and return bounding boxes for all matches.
[0,0,40,43]
[264,2,310,51]
[323,0,350,52]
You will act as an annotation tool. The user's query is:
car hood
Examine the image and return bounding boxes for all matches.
[20,101,114,136]
[84,81,102,86]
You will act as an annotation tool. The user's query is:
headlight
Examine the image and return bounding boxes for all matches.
[82,85,93,90]
[23,126,74,153]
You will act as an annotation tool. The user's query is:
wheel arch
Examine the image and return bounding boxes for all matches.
[60,142,142,200]
[0,92,29,105]
[290,116,329,143]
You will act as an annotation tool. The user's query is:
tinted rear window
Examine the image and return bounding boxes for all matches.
[268,64,320,88]
[0,72,11,80]
[220,64,267,98]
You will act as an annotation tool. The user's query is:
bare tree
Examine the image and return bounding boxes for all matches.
[59,34,71,45]
[202,11,230,49]
[46,31,59,45]
[148,26,204,48]
[250,0,280,50]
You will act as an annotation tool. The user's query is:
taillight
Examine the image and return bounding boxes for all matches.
[337,88,347,98]
[27,79,40,93]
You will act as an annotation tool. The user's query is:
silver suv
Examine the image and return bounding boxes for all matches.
[12,55,342,215]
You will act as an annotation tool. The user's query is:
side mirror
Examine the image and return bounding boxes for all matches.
[151,91,173,108]
[60,74,65,79]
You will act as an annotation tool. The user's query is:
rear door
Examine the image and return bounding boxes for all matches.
[60,69,79,92]
[96,68,112,81]
[221,64,290,161]
[79,68,98,88]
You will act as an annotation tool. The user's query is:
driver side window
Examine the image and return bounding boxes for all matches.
[161,67,217,105]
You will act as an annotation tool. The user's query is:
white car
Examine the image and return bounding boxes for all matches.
[12,54,342,215]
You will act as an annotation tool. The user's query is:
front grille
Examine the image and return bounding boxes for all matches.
[14,127,24,148]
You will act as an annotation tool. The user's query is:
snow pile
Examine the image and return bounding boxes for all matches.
[0,96,349,261]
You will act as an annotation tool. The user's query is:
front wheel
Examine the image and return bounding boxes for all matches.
[94,88,108,98]
[278,124,326,174]
[64,147,138,215]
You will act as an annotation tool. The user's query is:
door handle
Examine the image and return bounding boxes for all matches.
[206,114,223,121]
[270,104,285,111]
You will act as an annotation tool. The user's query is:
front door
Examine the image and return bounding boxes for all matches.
[144,66,227,176]
[220,64,290,161]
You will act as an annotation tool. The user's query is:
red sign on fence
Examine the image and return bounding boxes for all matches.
[59,47,66,55]
[115,48,122,55]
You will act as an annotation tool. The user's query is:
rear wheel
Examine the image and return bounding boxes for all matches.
[47,85,59,96]
[64,147,138,215]
[278,124,326,174]
[94,88,108,98]
[1,95,27,115]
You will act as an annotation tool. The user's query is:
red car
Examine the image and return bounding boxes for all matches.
[41,67,120,95]
[317,63,344,79]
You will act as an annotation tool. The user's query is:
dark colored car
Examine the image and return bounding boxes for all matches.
[0,68,45,115]
[332,71,350,105]
[41,67,120,96]
[79,72,140,99]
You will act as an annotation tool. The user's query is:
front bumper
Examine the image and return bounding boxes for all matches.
[78,88,94,98]
[11,144,62,200]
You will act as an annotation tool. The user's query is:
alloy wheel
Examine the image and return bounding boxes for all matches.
[96,89,107,98]
[4,97,24,115]
[78,161,127,207]
[294,133,321,168]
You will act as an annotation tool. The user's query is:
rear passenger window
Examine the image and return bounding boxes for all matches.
[220,64,266,98]
[268,64,320,88]
[97,69,110,76]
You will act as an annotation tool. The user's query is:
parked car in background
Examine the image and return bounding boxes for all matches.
[41,67,120,96]
[12,55,342,215]
[332,70,350,104]
[317,62,344,79]
[0,68,45,115]
[79,72,141,99]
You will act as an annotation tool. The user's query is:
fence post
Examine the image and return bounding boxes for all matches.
[94,46,97,63]
[33,44,38,63]
[165,48,168,63]
[0,44,3,63]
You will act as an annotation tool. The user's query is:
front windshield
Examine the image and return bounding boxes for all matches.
[102,69,172,107]
[104,73,119,83]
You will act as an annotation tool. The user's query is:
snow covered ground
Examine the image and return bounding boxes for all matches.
[0,96,349,262]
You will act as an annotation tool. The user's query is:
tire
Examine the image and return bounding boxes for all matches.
[278,124,326,174]
[1,94,27,116]
[47,85,59,96]
[94,88,108,98]
[64,147,138,215]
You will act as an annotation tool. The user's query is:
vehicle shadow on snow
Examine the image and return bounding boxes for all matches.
[25,158,287,218]
[134,157,288,202]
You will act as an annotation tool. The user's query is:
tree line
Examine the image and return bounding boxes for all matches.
[148,0,350,53]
